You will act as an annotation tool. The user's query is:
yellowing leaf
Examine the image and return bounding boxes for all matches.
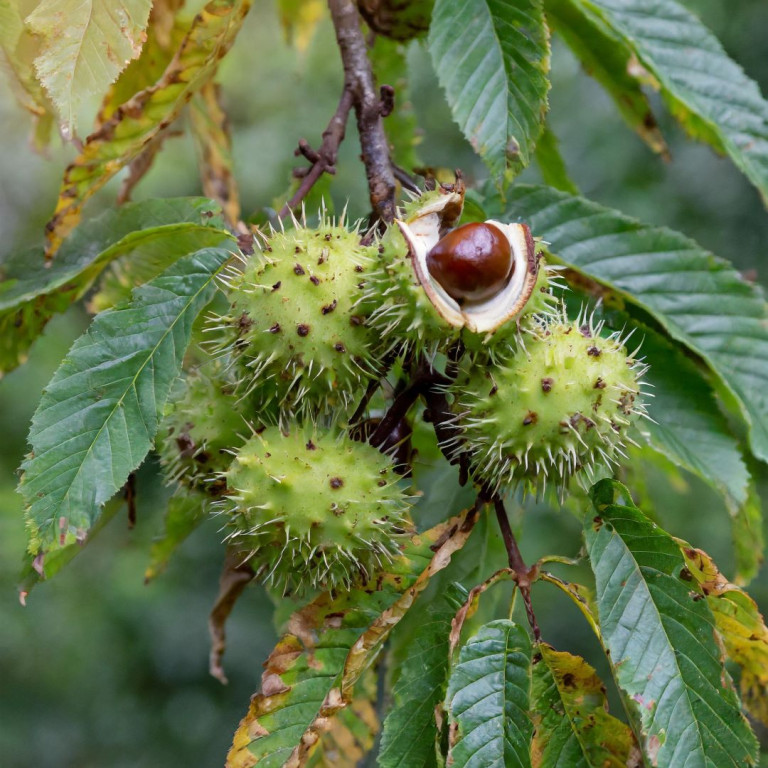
[226,505,480,768]
[680,544,768,726]
[190,81,240,226]
[277,0,324,53]
[531,644,641,768]
[306,669,378,768]
[44,0,252,257]
[0,0,55,148]
[26,0,153,137]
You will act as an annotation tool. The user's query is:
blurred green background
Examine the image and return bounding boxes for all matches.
[2,1,768,765]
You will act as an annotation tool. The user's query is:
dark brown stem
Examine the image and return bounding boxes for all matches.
[494,498,540,641]
[328,0,396,224]
[277,89,353,220]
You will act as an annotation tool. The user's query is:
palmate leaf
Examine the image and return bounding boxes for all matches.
[680,545,768,727]
[543,0,667,156]
[226,506,480,768]
[378,584,468,768]
[580,0,768,205]
[25,0,153,137]
[500,184,768,465]
[446,620,533,768]
[428,0,550,181]
[584,478,758,767]
[530,644,639,767]
[19,247,233,572]
[44,0,252,256]
[0,197,231,375]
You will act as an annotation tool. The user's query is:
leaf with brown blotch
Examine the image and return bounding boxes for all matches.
[189,81,241,227]
[680,543,768,726]
[44,0,252,257]
[531,644,642,768]
[225,503,481,768]
[306,667,378,768]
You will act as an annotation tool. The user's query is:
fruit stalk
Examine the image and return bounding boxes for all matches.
[493,497,541,641]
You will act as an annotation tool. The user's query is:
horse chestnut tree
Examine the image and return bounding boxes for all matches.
[2,0,768,765]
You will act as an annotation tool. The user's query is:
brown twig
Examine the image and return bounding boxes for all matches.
[493,498,540,641]
[278,89,353,220]
[328,0,396,225]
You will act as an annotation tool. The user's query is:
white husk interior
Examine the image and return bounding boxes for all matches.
[397,215,534,333]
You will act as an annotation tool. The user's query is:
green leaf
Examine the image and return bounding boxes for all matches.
[18,493,122,596]
[446,620,533,768]
[530,644,639,767]
[378,584,468,768]
[579,0,768,205]
[19,247,232,569]
[543,0,667,156]
[0,197,231,374]
[500,184,768,464]
[428,0,550,181]
[533,123,579,194]
[144,492,207,583]
[226,507,480,768]
[26,0,153,137]
[680,545,768,727]
[631,321,749,511]
[584,478,758,768]
[44,0,251,255]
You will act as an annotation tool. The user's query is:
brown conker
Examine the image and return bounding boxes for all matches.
[426,222,513,303]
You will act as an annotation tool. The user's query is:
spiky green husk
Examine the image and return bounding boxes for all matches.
[157,369,246,493]
[210,223,384,421]
[451,310,646,497]
[360,218,461,358]
[221,427,413,594]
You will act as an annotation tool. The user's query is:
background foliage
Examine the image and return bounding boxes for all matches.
[2,1,768,766]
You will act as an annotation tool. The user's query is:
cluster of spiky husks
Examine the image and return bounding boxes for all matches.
[219,427,413,594]
[208,220,386,423]
[157,368,246,495]
[449,307,647,498]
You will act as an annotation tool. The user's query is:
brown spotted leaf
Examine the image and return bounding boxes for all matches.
[680,545,768,727]
[306,668,378,768]
[584,479,758,767]
[226,505,480,768]
[531,644,641,767]
[44,0,251,256]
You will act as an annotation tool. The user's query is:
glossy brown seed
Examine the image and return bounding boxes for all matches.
[426,222,513,302]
